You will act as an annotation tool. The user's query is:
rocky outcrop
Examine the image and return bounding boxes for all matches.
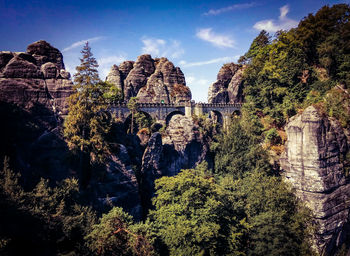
[0,40,73,117]
[162,114,208,176]
[0,40,74,186]
[95,145,142,219]
[138,116,211,215]
[280,106,350,254]
[208,63,245,103]
[106,65,123,92]
[105,55,191,103]
[140,132,163,216]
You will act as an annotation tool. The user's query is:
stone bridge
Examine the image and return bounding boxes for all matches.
[109,102,242,128]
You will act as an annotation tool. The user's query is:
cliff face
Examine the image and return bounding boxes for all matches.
[280,106,350,254]
[106,55,191,103]
[208,63,245,104]
[0,40,72,117]
[0,40,74,184]
[138,115,212,215]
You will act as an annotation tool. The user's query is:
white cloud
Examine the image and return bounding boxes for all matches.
[62,36,106,52]
[196,28,235,48]
[141,37,184,59]
[253,5,298,32]
[204,2,256,16]
[179,56,238,68]
[98,55,127,80]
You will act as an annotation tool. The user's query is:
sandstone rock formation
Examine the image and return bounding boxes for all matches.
[95,145,142,219]
[105,55,191,103]
[138,115,212,215]
[0,40,73,117]
[280,106,350,254]
[140,132,163,216]
[0,41,144,218]
[0,40,73,177]
[162,114,209,176]
[208,63,245,103]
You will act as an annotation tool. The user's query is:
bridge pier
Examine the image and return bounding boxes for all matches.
[223,115,231,131]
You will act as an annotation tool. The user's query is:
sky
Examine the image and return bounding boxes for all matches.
[1,0,349,102]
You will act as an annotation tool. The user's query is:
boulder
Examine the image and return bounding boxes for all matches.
[2,56,42,78]
[119,61,134,80]
[280,106,350,254]
[41,62,58,79]
[26,40,64,69]
[95,145,142,220]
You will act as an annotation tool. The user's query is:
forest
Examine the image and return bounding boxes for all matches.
[0,3,350,256]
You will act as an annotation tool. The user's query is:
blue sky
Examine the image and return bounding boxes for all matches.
[1,0,348,102]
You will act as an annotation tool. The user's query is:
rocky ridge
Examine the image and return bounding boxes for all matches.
[208,63,245,104]
[106,55,191,103]
[280,106,350,254]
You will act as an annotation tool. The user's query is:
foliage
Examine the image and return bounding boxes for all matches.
[220,171,316,256]
[86,207,154,256]
[212,120,272,179]
[0,157,96,255]
[242,4,350,128]
[264,128,282,145]
[324,88,350,127]
[149,164,248,256]
[102,82,123,104]
[127,97,153,134]
[64,42,112,164]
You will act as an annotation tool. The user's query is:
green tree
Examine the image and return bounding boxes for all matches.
[0,157,96,255]
[64,42,112,187]
[220,171,315,256]
[149,164,248,256]
[86,207,154,256]
[212,120,272,179]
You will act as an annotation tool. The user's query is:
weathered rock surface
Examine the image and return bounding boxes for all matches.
[0,41,143,218]
[162,114,208,176]
[140,132,163,216]
[106,55,191,103]
[0,41,74,187]
[208,63,245,103]
[95,145,142,219]
[0,40,73,116]
[106,64,123,92]
[280,106,350,254]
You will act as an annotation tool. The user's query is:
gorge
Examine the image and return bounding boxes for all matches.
[1,4,350,255]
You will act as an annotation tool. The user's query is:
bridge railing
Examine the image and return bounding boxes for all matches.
[109,102,243,108]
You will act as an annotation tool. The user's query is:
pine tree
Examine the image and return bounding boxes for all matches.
[64,42,112,187]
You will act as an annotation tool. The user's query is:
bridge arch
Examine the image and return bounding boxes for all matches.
[209,110,224,126]
[231,110,241,118]
[124,111,153,133]
[166,110,185,126]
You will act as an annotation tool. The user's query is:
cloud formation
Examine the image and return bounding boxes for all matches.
[98,55,127,79]
[196,28,235,48]
[179,56,238,68]
[62,36,106,52]
[141,38,184,58]
[253,5,298,32]
[204,2,256,16]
